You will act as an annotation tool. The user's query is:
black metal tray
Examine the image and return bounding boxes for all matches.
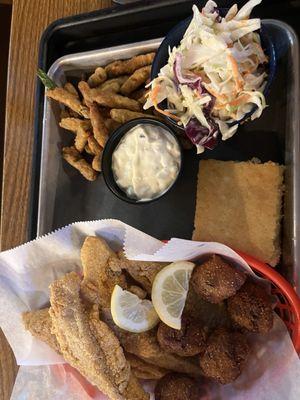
[33,1,300,284]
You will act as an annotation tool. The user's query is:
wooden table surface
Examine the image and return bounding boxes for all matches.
[0,1,112,398]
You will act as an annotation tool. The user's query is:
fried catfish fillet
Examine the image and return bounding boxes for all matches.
[80,236,127,307]
[101,309,201,376]
[126,353,169,380]
[22,308,61,354]
[49,272,148,400]
[109,252,166,294]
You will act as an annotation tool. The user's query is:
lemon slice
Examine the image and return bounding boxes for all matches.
[152,261,195,329]
[111,285,159,333]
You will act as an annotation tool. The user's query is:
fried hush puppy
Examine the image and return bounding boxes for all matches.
[199,327,250,384]
[227,280,274,333]
[157,317,207,357]
[155,373,204,400]
[191,255,246,303]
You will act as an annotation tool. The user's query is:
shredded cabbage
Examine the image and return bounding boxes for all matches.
[144,0,268,151]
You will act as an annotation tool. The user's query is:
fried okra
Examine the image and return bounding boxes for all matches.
[155,373,204,400]
[105,52,155,77]
[62,146,97,181]
[227,280,274,333]
[191,255,246,303]
[157,317,207,357]
[199,327,249,384]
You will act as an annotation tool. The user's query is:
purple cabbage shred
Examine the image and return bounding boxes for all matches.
[173,53,219,150]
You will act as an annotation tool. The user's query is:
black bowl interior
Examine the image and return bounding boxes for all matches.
[151,10,276,130]
[101,118,182,204]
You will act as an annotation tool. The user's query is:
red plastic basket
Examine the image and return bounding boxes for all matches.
[237,251,300,353]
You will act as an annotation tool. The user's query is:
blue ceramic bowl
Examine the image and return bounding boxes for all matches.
[151,14,276,131]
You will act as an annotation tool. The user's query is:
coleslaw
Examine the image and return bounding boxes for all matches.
[144,0,268,153]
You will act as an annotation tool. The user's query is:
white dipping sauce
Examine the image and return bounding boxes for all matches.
[112,124,181,201]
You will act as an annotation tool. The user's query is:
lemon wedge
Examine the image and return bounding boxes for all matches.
[111,285,159,333]
[152,261,195,329]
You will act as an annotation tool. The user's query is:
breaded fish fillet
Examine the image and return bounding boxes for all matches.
[49,272,148,400]
[22,308,61,354]
[101,309,201,376]
[125,353,169,380]
[81,236,127,307]
[109,252,166,294]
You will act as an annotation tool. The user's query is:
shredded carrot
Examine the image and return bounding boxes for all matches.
[227,54,244,91]
[214,94,250,110]
[203,84,227,102]
[228,94,250,107]
[150,85,180,121]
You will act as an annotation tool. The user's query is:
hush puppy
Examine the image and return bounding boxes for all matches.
[227,280,274,333]
[199,327,249,384]
[191,255,246,303]
[155,373,204,400]
[157,317,207,357]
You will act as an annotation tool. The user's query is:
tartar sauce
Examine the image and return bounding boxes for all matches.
[112,124,181,201]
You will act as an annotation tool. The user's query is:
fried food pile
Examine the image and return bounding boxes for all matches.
[41,53,161,181]
[22,238,274,399]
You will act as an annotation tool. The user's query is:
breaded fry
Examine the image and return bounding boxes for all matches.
[99,81,121,93]
[105,53,155,77]
[75,131,90,153]
[118,329,201,376]
[129,88,147,101]
[110,109,160,124]
[100,76,129,91]
[49,272,134,400]
[123,373,149,400]
[92,153,102,172]
[105,118,121,134]
[126,353,169,380]
[64,82,79,98]
[59,118,91,153]
[101,310,201,376]
[89,305,131,393]
[85,144,94,155]
[87,135,102,155]
[87,67,107,88]
[120,66,151,95]
[89,103,109,147]
[59,118,92,153]
[62,146,98,181]
[60,108,71,119]
[22,308,61,354]
[128,285,147,299]
[80,236,127,307]
[109,252,166,294]
[46,87,89,118]
[79,81,140,111]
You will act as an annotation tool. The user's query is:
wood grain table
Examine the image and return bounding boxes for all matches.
[0,1,112,398]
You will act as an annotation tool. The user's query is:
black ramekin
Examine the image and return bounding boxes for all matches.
[101,118,182,204]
